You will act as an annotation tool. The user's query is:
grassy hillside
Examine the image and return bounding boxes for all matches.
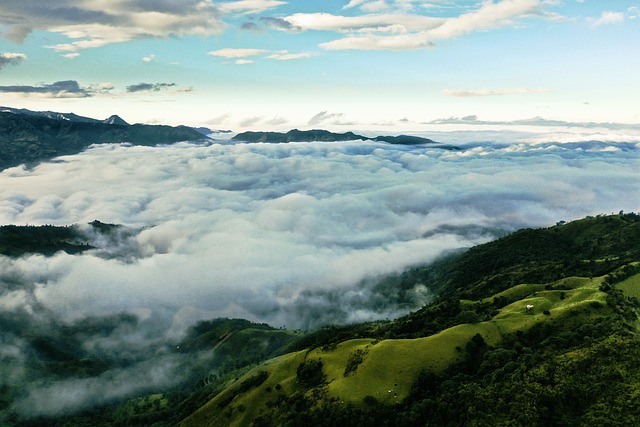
[180,214,640,426]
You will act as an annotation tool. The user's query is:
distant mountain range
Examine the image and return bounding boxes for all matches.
[0,107,453,171]
[0,107,205,170]
[233,129,457,148]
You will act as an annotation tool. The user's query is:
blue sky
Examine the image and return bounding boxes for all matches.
[0,0,638,130]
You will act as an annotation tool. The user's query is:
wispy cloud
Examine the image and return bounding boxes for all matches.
[308,111,356,126]
[588,11,625,28]
[282,0,544,50]
[209,48,314,62]
[218,0,287,14]
[265,51,315,60]
[208,48,269,58]
[206,114,231,125]
[282,13,443,33]
[444,87,550,97]
[239,115,263,127]
[126,83,177,93]
[0,52,27,69]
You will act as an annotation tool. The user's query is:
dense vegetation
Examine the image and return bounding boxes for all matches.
[3,213,640,426]
[0,220,128,257]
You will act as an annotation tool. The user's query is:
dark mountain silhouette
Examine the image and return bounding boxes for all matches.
[233,129,457,148]
[0,107,206,170]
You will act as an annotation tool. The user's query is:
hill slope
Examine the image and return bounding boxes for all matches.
[181,213,640,426]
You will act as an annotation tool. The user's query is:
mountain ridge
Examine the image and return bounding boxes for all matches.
[0,108,206,170]
[233,128,458,148]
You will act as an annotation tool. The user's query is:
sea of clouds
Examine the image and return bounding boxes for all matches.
[2,134,640,329]
[1,131,639,417]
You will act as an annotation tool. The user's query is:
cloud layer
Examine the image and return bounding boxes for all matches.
[2,136,639,329]
[1,134,639,417]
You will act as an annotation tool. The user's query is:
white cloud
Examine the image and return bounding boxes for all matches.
[218,0,287,14]
[283,13,443,33]
[208,48,269,58]
[444,87,550,97]
[344,0,370,9]
[588,11,625,27]
[311,0,543,50]
[0,1,225,49]
[209,48,314,62]
[362,0,391,13]
[142,54,156,62]
[266,51,314,60]
[62,53,80,59]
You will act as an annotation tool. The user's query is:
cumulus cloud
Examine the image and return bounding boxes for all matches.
[125,82,176,93]
[0,80,91,98]
[0,51,26,69]
[444,87,550,97]
[142,54,156,62]
[0,0,224,48]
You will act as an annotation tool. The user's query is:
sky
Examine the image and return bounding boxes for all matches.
[1,0,639,130]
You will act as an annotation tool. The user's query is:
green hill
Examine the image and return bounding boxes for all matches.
[179,213,640,426]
